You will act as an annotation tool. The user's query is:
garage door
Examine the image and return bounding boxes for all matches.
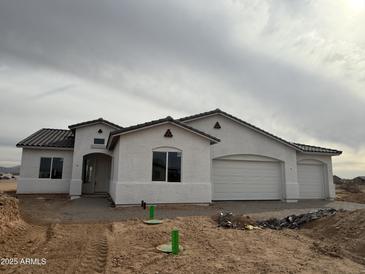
[212,160,282,200]
[297,163,325,199]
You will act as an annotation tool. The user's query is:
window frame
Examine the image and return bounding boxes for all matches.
[151,148,182,183]
[39,157,52,178]
[94,138,105,145]
[38,157,64,180]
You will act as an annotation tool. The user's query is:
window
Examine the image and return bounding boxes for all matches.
[39,157,64,179]
[152,151,181,182]
[168,152,181,182]
[152,152,166,181]
[51,158,63,179]
[39,157,52,178]
[94,138,105,145]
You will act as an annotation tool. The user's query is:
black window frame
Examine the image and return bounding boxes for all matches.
[152,151,182,182]
[39,157,52,178]
[51,157,64,179]
[94,138,105,145]
[38,157,64,179]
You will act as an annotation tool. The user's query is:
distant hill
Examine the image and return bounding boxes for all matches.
[333,175,365,185]
[0,166,20,175]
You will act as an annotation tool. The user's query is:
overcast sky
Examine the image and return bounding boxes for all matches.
[0,0,364,178]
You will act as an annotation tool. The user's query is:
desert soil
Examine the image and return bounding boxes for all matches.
[1,195,365,274]
[0,179,16,194]
[336,185,365,204]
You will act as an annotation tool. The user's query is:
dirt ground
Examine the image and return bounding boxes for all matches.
[1,195,365,274]
[336,185,365,204]
[0,179,16,194]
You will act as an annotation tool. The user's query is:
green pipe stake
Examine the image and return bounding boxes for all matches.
[171,229,179,255]
[149,205,155,220]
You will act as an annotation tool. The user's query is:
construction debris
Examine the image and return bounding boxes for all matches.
[217,212,258,230]
[217,208,338,230]
[257,208,337,229]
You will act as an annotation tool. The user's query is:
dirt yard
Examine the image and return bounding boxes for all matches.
[0,179,16,194]
[336,184,365,204]
[1,195,365,273]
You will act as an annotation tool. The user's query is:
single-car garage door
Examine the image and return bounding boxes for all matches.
[212,160,282,200]
[297,163,325,199]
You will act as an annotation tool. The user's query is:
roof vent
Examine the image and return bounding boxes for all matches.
[214,121,221,129]
[164,129,173,138]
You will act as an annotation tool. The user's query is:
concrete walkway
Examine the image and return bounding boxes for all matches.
[17,194,365,224]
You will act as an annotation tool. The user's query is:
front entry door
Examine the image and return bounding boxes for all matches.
[82,158,96,194]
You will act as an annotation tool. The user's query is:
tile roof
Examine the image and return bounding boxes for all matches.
[293,143,342,155]
[178,109,299,150]
[179,109,342,155]
[68,118,122,130]
[16,129,74,148]
[108,116,220,149]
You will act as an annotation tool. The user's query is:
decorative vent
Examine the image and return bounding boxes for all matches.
[98,129,103,134]
[214,122,221,129]
[164,129,173,138]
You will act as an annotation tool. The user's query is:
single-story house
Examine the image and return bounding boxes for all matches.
[16,109,342,204]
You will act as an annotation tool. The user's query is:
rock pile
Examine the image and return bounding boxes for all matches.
[257,208,337,230]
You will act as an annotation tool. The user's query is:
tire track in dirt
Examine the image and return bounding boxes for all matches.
[73,234,109,274]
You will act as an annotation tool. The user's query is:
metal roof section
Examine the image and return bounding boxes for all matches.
[16,129,74,149]
[68,117,122,130]
[107,116,220,149]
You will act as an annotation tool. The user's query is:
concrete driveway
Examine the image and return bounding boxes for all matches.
[16,194,365,224]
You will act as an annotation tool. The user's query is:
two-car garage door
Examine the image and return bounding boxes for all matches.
[212,159,282,200]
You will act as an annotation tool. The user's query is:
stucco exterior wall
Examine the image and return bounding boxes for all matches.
[296,153,335,199]
[17,148,73,193]
[69,123,116,196]
[184,114,300,201]
[111,123,212,204]
[109,140,120,202]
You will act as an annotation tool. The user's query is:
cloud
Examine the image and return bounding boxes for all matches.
[0,0,364,176]
[28,84,76,100]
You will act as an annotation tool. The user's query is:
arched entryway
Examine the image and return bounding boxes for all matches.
[82,153,112,194]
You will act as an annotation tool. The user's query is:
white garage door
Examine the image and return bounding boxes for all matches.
[212,160,282,200]
[297,163,325,199]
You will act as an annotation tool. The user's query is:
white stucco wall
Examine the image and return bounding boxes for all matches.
[296,153,335,199]
[69,123,116,196]
[111,123,212,204]
[17,148,73,193]
[184,114,300,201]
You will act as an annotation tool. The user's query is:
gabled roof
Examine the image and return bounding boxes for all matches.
[107,116,220,149]
[69,118,122,130]
[179,108,342,155]
[293,143,342,155]
[178,108,299,150]
[16,129,74,149]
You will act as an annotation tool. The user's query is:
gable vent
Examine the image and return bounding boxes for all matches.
[164,129,173,137]
[214,121,221,129]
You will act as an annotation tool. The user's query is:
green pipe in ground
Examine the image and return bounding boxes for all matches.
[171,229,179,255]
[149,205,155,220]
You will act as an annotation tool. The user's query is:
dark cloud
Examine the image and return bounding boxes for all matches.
[0,0,364,168]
